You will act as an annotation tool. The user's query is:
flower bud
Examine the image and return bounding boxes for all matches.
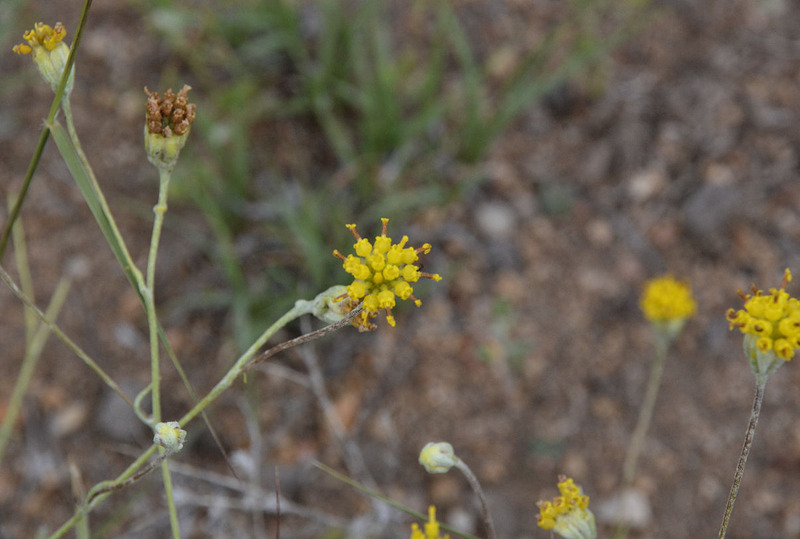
[153,421,186,454]
[419,442,457,474]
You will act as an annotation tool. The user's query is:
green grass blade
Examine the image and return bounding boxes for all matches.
[47,120,140,292]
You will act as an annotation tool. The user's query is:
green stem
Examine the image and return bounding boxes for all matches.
[177,302,315,427]
[0,0,92,259]
[718,375,768,539]
[162,459,180,538]
[61,98,146,293]
[145,168,171,426]
[0,278,70,467]
[49,297,358,537]
[614,330,671,539]
[622,331,670,485]
[145,167,176,534]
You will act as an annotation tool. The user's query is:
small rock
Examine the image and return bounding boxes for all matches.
[595,488,653,529]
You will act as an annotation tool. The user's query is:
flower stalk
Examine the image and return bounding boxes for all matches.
[418,442,496,539]
[717,375,767,539]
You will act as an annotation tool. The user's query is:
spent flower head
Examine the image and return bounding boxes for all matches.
[13,22,74,95]
[333,218,441,331]
[144,85,196,172]
[537,475,596,539]
[727,269,800,375]
[410,506,449,539]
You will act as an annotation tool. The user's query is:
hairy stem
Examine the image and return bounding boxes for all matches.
[718,375,768,539]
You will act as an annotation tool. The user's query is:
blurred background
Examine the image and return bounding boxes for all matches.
[2,0,800,537]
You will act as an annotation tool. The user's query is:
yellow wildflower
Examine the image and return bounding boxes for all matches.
[410,506,449,539]
[640,275,697,323]
[537,476,596,539]
[333,218,441,331]
[13,22,74,94]
[727,269,800,374]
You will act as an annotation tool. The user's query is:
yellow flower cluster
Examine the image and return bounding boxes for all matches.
[537,476,596,539]
[727,269,800,361]
[410,506,449,539]
[12,22,73,94]
[640,275,697,323]
[333,218,441,331]
[13,21,67,54]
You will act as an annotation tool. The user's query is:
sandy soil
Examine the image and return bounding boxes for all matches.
[2,0,800,538]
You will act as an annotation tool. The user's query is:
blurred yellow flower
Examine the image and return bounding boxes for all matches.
[537,476,596,539]
[333,218,441,331]
[727,269,800,362]
[410,506,449,539]
[640,275,697,323]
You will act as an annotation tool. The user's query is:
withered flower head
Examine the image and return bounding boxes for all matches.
[143,85,196,172]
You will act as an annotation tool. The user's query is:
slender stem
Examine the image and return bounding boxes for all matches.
[453,459,496,539]
[161,459,180,539]
[622,331,670,486]
[50,445,159,539]
[613,330,671,539]
[180,304,360,427]
[49,299,358,537]
[0,0,92,259]
[718,375,768,539]
[313,461,482,539]
[0,129,50,259]
[0,264,133,408]
[61,99,145,290]
[145,168,179,536]
[0,278,70,467]
[145,168,171,426]
[299,325,377,492]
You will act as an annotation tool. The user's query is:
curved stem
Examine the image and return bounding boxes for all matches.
[49,298,358,537]
[454,458,496,539]
[718,375,768,539]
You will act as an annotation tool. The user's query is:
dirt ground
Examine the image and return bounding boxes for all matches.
[3,0,800,538]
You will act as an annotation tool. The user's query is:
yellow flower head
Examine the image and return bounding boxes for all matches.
[640,275,697,323]
[727,269,800,364]
[537,476,596,539]
[410,506,449,539]
[333,218,442,331]
[13,22,74,94]
[143,85,196,172]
